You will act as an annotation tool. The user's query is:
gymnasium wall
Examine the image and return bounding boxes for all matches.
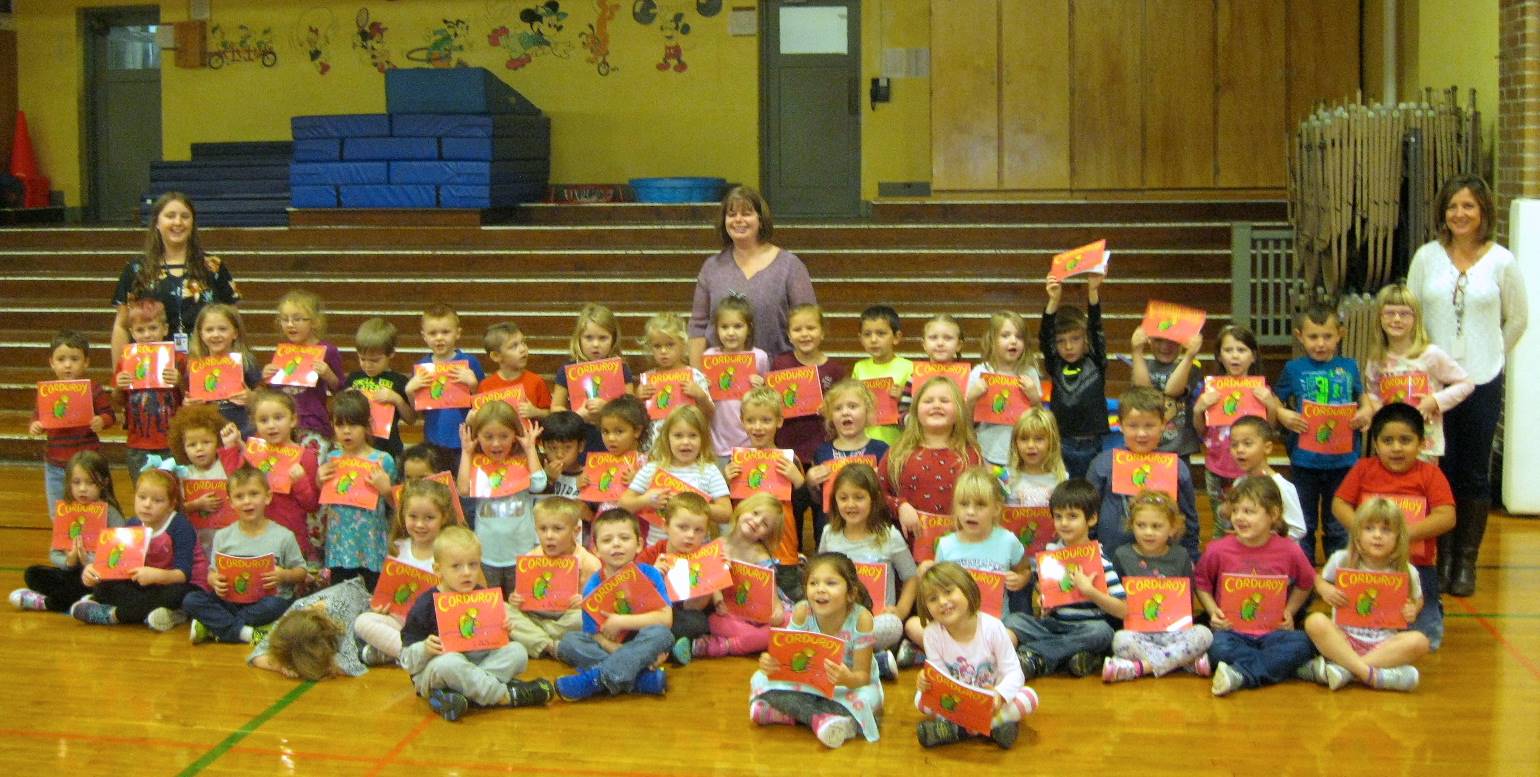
[1403,0,1500,173]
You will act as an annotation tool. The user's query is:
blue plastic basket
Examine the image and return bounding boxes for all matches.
[628,177,726,203]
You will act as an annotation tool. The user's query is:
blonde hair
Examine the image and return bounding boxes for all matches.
[534,495,587,528]
[924,314,963,348]
[649,405,715,466]
[1370,283,1431,363]
[980,311,1036,374]
[277,290,326,337]
[730,493,785,554]
[190,303,255,366]
[951,466,1004,521]
[355,317,398,354]
[1349,498,1412,570]
[568,303,623,361]
[915,562,981,627]
[433,525,481,563]
[661,491,710,523]
[740,386,783,420]
[887,376,978,485]
[1007,407,1068,481]
[1125,489,1183,538]
[640,312,688,355]
[266,607,342,682]
[422,304,460,328]
[467,401,525,455]
[388,477,461,546]
[821,378,874,438]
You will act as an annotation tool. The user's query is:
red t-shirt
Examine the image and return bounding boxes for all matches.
[1334,458,1453,566]
[480,370,553,410]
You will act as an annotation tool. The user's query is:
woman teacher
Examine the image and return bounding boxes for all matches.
[110,192,240,358]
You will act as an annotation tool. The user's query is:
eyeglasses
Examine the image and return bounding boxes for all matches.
[1453,272,1469,336]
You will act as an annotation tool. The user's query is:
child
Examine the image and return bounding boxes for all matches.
[399,444,445,482]
[1041,274,1107,479]
[818,463,916,657]
[538,411,589,501]
[1301,498,1428,691]
[693,493,790,658]
[167,403,246,549]
[1130,318,1204,463]
[481,321,552,421]
[29,330,114,517]
[750,552,883,748]
[1004,479,1121,679]
[555,509,673,700]
[805,379,889,548]
[913,562,1037,749]
[880,376,983,542]
[188,303,262,436]
[639,312,716,442]
[319,390,398,588]
[1195,476,1317,696]
[456,402,546,594]
[585,396,650,516]
[343,317,414,460]
[405,304,484,464]
[250,577,374,680]
[507,497,601,659]
[551,303,635,453]
[638,492,715,662]
[184,466,308,643]
[355,477,461,665]
[966,311,1042,467]
[920,314,965,368]
[773,303,849,474]
[725,387,805,566]
[246,389,322,562]
[621,405,732,532]
[1086,387,1200,559]
[1364,283,1473,461]
[261,290,344,449]
[1271,302,1374,563]
[1191,326,1272,536]
[399,526,555,721]
[1103,490,1214,682]
[1330,403,1454,650]
[850,305,914,446]
[115,299,184,480]
[11,451,126,613]
[701,299,766,456]
[71,468,206,631]
[1002,408,1067,508]
[1227,416,1306,540]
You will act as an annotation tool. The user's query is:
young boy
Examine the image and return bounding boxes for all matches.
[1041,275,1107,479]
[29,330,115,516]
[1004,479,1123,680]
[637,492,715,664]
[343,317,414,460]
[1270,303,1373,563]
[772,304,848,548]
[184,466,307,644]
[1087,387,1200,559]
[850,305,913,446]
[114,300,184,481]
[1228,415,1306,541]
[538,411,589,501]
[482,322,551,420]
[507,497,601,659]
[1130,323,1203,464]
[555,508,673,700]
[405,305,483,464]
[399,526,555,721]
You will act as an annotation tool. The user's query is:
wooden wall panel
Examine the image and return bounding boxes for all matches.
[1143,0,1216,188]
[1216,0,1287,187]
[930,0,1000,190]
[1286,0,1361,126]
[1070,0,1144,189]
[1000,0,1071,189]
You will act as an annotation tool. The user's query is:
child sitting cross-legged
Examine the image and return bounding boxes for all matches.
[507,497,601,659]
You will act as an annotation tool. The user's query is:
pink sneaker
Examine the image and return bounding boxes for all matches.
[1189,654,1213,677]
[693,636,731,658]
[750,699,795,726]
[1102,657,1144,683]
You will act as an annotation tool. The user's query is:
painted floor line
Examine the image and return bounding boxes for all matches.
[363,712,437,777]
[175,681,316,777]
[1450,597,1540,682]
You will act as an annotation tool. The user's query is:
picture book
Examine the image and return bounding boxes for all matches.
[122,341,176,390]
[1299,401,1356,455]
[1047,238,1111,281]
[909,361,971,396]
[919,663,996,736]
[644,368,698,421]
[370,557,439,618]
[636,468,710,528]
[1036,541,1107,610]
[471,383,527,414]
[92,527,148,581]
[703,352,757,402]
[1110,449,1179,499]
[268,343,326,388]
[412,360,473,411]
[1217,573,1290,635]
[243,438,302,495]
[911,511,956,564]
[1334,568,1411,630]
[215,553,276,604]
[721,560,776,623]
[768,628,846,699]
[728,448,792,501]
[1139,300,1206,344]
[319,456,382,510]
[182,478,237,531]
[578,451,639,502]
[854,561,888,609]
[435,588,509,652]
[1000,505,1055,557]
[967,567,1007,617]
[1377,372,1430,409]
[580,563,668,629]
[50,501,109,553]
[663,538,733,601]
[188,354,245,402]
[469,455,532,498]
[972,372,1031,425]
[35,379,92,430]
[513,554,582,613]
[565,358,626,403]
[862,377,900,425]
[764,364,823,418]
[368,399,394,439]
[1203,375,1268,427]
[1122,576,1194,632]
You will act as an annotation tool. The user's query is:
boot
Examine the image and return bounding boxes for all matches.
[1449,499,1490,598]
[1436,533,1455,591]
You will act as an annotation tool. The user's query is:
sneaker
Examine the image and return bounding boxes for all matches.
[145,607,187,632]
[188,619,212,644]
[916,718,966,748]
[812,714,858,749]
[671,636,693,666]
[1368,665,1420,692]
[1102,656,1143,683]
[990,721,1020,749]
[633,667,667,696]
[359,644,387,666]
[692,636,724,659]
[1067,651,1102,678]
[506,678,555,707]
[428,688,468,722]
[876,650,898,682]
[1189,654,1213,677]
[1016,647,1047,681]
[1211,661,1245,697]
[70,597,115,625]
[750,699,795,726]
[9,588,47,612]
[555,668,604,702]
[248,623,275,646]
[896,640,925,668]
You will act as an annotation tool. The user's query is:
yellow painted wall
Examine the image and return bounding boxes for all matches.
[1401,0,1499,168]
[860,0,930,197]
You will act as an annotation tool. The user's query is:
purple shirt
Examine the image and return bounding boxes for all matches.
[689,248,817,358]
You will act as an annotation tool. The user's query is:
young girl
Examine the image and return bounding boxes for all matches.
[250,576,374,679]
[354,477,459,666]
[551,303,635,450]
[1002,408,1067,507]
[620,405,732,533]
[246,389,322,563]
[11,452,127,613]
[750,552,883,748]
[966,311,1043,466]
[1364,283,1473,461]
[1194,476,1317,696]
[456,401,546,594]
[881,376,983,543]
[692,494,790,658]
[703,296,771,458]
[921,314,965,365]
[637,312,715,440]
[805,379,889,547]
[260,290,344,450]
[583,396,651,519]
[71,468,207,631]
[1192,326,1273,537]
[319,390,397,588]
[773,304,849,542]
[167,403,246,551]
[188,302,262,436]
[913,562,1038,749]
[817,463,917,659]
[1103,490,1214,682]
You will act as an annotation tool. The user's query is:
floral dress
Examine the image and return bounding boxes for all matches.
[320,448,396,571]
[750,604,884,741]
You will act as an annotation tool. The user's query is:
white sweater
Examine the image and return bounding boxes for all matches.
[1407,241,1528,384]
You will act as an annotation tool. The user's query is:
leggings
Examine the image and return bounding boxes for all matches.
[758,689,854,727]
[24,564,90,613]
[93,580,195,624]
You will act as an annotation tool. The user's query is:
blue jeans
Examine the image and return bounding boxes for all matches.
[182,590,293,643]
[1290,464,1350,563]
[557,625,673,693]
[1003,613,1113,672]
[1061,434,1104,481]
[1410,564,1443,651]
[44,462,65,521]
[1207,629,1315,687]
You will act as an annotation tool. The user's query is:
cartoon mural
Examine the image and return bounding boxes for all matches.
[487,1,575,70]
[405,18,472,68]
[578,0,619,76]
[630,0,721,74]
[291,7,338,75]
[207,23,278,69]
[353,7,397,72]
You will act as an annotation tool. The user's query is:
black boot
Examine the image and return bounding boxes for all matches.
[1449,499,1490,598]
[1437,533,1455,591]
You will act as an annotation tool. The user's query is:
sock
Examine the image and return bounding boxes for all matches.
[239,626,254,643]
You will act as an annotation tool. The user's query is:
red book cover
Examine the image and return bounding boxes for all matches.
[92,527,148,581]
[909,361,972,396]
[644,368,698,421]
[188,354,245,402]
[729,448,793,500]
[765,364,823,418]
[862,377,900,425]
[637,468,710,528]
[370,557,439,618]
[1000,506,1055,557]
[1366,493,1432,565]
[243,438,302,495]
[581,563,668,628]
[35,380,93,430]
[435,588,510,652]
[663,538,733,600]
[1334,568,1411,630]
[1203,375,1269,426]
[768,628,847,699]
[368,399,394,439]
[1140,300,1206,344]
[854,561,889,609]
[268,343,327,388]
[1217,573,1290,635]
[51,501,109,552]
[182,478,237,531]
[320,456,382,509]
[565,358,626,403]
[215,553,276,604]
[122,341,176,390]
[579,451,639,502]
[967,568,1007,617]
[1122,576,1194,632]
[703,352,757,402]
[470,455,532,498]
[514,554,582,613]
[1110,449,1180,499]
[1299,401,1356,455]
[721,560,776,623]
[972,372,1032,425]
[1377,372,1430,408]
[471,384,527,414]
[1036,541,1107,610]
[821,455,878,512]
[911,511,956,564]
[919,662,997,736]
[1048,239,1111,281]
[413,361,473,411]
[392,470,466,526]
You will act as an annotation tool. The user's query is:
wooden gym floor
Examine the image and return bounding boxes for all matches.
[0,463,1535,776]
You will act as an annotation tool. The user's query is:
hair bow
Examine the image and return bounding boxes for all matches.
[141,454,180,475]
